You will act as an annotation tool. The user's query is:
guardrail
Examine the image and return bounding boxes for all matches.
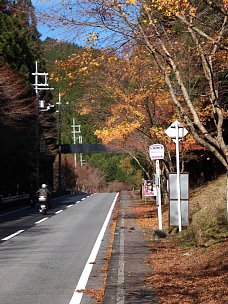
[0,194,30,209]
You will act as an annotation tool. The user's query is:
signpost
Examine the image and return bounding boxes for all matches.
[149,144,164,160]
[165,120,188,232]
[149,144,164,230]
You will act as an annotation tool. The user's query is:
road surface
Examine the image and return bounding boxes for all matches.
[0,192,118,304]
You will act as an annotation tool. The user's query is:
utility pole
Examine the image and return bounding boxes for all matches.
[56,93,62,194]
[56,93,69,194]
[32,61,53,190]
[71,120,82,170]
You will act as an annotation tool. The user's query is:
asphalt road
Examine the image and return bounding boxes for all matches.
[0,192,118,304]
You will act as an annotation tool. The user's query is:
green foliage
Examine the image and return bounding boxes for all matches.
[0,0,42,80]
[42,39,145,186]
[88,153,142,186]
[43,39,98,143]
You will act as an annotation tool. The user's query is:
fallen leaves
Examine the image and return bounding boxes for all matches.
[131,195,228,304]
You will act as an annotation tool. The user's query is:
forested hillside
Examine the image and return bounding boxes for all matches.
[0,0,55,195]
[42,38,143,191]
[0,0,227,196]
[38,0,228,193]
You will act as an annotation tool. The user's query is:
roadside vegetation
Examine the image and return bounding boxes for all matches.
[133,174,227,303]
[183,174,227,247]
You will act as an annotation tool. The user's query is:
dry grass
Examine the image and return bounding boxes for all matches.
[184,174,228,247]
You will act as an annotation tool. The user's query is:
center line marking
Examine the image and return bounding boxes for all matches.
[2,229,25,241]
[35,217,49,224]
[55,210,63,214]
[67,205,73,208]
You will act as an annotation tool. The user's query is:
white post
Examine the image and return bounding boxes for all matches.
[156,160,163,230]
[72,119,77,170]
[34,61,38,94]
[175,123,182,232]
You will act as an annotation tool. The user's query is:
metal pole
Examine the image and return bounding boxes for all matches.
[32,61,54,190]
[175,123,182,232]
[72,119,77,171]
[57,93,62,193]
[156,160,163,230]
[79,135,83,166]
[34,61,40,190]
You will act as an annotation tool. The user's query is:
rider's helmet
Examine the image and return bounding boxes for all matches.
[41,184,47,189]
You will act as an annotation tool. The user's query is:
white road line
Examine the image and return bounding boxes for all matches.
[35,217,49,224]
[69,193,119,304]
[81,198,86,201]
[76,201,80,204]
[117,214,125,304]
[2,229,25,241]
[0,206,29,217]
[55,210,63,214]
[67,204,73,208]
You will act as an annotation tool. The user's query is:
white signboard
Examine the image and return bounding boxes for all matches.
[149,144,164,160]
[165,120,188,142]
[169,173,189,226]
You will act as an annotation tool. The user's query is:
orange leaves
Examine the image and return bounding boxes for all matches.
[143,0,196,17]
[51,47,103,85]
[95,121,141,143]
[125,0,137,5]
[150,126,168,143]
[195,104,214,125]
[224,0,228,10]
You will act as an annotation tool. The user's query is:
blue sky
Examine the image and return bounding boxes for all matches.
[32,1,60,41]
[32,1,99,46]
[31,0,127,49]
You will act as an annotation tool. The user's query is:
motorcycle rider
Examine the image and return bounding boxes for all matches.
[37,183,51,211]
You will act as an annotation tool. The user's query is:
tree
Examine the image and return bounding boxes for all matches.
[0,63,36,194]
[0,1,56,194]
[38,0,228,167]
[0,0,42,78]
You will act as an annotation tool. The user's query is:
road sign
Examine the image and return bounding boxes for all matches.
[149,144,164,160]
[165,120,188,141]
[165,120,188,232]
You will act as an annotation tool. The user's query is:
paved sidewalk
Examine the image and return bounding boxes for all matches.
[104,191,159,304]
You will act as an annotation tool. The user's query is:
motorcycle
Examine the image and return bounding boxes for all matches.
[38,195,48,215]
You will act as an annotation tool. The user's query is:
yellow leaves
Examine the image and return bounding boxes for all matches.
[79,67,88,72]
[67,72,73,78]
[125,0,137,5]
[145,0,195,17]
[95,121,141,144]
[51,47,105,86]
[150,126,168,142]
[80,107,91,115]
